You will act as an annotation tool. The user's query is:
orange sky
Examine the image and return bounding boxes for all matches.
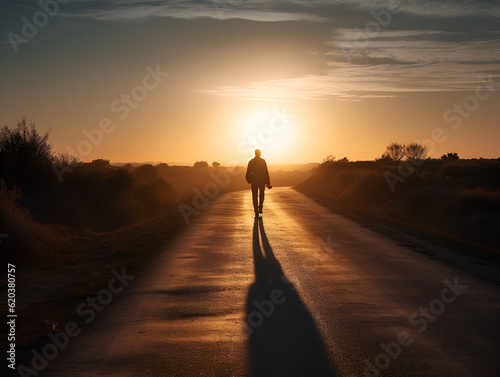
[1,1,499,164]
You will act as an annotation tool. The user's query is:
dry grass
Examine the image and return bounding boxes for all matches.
[0,204,184,358]
[298,159,500,257]
[0,180,70,265]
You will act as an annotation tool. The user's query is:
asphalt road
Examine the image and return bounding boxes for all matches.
[43,188,500,377]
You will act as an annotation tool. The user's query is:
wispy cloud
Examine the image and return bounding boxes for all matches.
[60,0,325,22]
[330,29,500,64]
[197,63,497,101]
[58,0,500,22]
[198,26,500,101]
[52,0,500,100]
[344,0,500,18]
[196,75,347,101]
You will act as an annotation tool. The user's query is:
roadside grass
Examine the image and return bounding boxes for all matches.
[296,159,500,263]
[297,185,495,256]
[0,207,185,371]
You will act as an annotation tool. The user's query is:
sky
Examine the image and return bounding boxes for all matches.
[1,0,499,164]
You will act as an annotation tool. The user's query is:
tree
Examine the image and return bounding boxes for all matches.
[122,163,135,171]
[376,154,393,161]
[321,155,336,164]
[90,159,111,170]
[134,164,158,183]
[212,161,221,168]
[0,118,53,189]
[193,161,209,169]
[441,152,459,161]
[381,142,405,161]
[51,153,80,182]
[53,152,79,167]
[405,142,428,161]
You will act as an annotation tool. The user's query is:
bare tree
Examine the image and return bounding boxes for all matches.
[381,142,405,161]
[321,155,336,164]
[405,142,428,161]
[53,152,80,166]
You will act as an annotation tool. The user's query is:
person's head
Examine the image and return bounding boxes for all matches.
[255,149,262,158]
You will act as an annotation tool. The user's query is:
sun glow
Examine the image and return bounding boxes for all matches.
[237,106,297,162]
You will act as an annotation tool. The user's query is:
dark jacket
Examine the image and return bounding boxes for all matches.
[246,157,270,186]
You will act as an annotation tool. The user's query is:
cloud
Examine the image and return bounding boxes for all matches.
[197,62,498,101]
[197,27,499,101]
[54,0,499,100]
[398,0,500,19]
[196,75,346,101]
[60,0,325,22]
[58,0,500,22]
[312,0,500,19]
[332,29,500,64]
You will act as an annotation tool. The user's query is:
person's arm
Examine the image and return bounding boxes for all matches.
[245,161,252,184]
[264,160,271,187]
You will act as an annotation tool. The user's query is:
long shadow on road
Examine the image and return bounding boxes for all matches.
[246,217,336,377]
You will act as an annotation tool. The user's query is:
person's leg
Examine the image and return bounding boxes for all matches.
[258,184,265,213]
[251,183,259,214]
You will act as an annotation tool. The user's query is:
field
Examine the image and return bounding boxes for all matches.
[297,158,500,258]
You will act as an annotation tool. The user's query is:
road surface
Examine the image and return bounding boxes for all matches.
[43,188,500,377]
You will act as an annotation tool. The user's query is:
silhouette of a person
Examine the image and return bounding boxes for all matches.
[246,149,271,216]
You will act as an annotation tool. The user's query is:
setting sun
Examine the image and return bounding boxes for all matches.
[236,105,297,162]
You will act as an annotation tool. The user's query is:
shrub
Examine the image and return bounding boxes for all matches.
[405,142,428,161]
[134,164,158,183]
[0,180,69,264]
[0,119,53,195]
[381,142,405,161]
[193,161,209,169]
[300,158,500,251]
[441,152,459,161]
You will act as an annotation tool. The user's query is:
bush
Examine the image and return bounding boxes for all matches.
[0,119,54,196]
[0,180,69,264]
[299,159,500,251]
[0,119,180,231]
[193,161,209,169]
[134,164,158,183]
[405,142,428,161]
[441,152,459,161]
[47,163,177,231]
[381,142,405,161]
